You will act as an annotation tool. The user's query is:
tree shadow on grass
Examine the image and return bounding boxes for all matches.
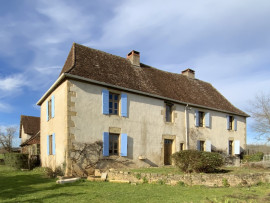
[205,169,232,174]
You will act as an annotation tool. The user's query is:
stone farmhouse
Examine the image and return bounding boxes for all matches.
[37,43,248,176]
[20,115,40,156]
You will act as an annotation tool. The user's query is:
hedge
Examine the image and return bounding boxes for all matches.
[243,152,264,162]
[172,150,224,173]
[3,153,29,169]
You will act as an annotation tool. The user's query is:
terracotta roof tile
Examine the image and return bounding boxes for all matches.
[60,43,248,117]
[19,115,40,138]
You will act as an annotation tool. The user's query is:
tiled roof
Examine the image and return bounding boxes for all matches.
[59,43,248,117]
[19,115,40,138]
[20,131,40,146]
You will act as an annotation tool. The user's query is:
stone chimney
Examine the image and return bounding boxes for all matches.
[182,69,195,79]
[127,50,140,67]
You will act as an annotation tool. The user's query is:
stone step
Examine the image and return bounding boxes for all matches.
[56,177,80,184]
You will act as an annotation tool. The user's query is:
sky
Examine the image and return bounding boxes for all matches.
[0,0,270,145]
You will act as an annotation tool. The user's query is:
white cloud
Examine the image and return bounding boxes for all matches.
[0,74,28,92]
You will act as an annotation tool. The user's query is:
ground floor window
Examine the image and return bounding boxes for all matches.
[109,134,119,155]
[228,140,233,155]
[198,140,205,151]
[180,143,184,151]
[49,135,53,155]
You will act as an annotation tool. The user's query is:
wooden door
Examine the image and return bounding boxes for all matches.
[164,139,173,165]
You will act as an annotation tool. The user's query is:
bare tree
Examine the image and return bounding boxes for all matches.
[0,127,17,152]
[248,93,270,142]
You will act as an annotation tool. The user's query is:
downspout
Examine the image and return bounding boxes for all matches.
[185,104,189,150]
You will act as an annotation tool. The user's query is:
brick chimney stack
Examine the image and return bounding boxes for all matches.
[127,50,140,67]
[182,69,195,79]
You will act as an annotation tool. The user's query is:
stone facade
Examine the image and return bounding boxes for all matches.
[39,78,247,176]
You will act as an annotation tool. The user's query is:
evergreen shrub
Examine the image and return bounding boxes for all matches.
[172,150,224,173]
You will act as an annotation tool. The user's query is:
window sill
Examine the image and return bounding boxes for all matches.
[102,155,119,160]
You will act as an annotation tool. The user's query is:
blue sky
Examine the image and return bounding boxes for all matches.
[1,0,270,145]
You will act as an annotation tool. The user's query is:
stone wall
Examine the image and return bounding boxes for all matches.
[107,170,270,187]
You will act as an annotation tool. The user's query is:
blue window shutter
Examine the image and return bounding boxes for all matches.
[46,101,49,121]
[47,135,50,155]
[102,90,109,115]
[120,133,128,156]
[205,112,210,128]
[195,110,199,127]
[51,95,55,118]
[205,140,211,152]
[121,93,128,117]
[234,140,240,155]
[197,140,201,151]
[52,133,56,155]
[103,132,109,156]
[227,116,230,130]
[234,117,237,131]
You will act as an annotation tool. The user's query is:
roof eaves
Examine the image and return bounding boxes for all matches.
[65,73,249,117]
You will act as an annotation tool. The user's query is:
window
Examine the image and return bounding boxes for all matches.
[229,116,233,130]
[180,143,184,151]
[197,140,205,151]
[109,92,119,115]
[228,140,233,155]
[47,133,55,156]
[109,134,119,155]
[48,99,52,119]
[49,135,53,155]
[195,110,210,128]
[227,115,237,131]
[46,95,55,121]
[198,111,204,127]
[165,103,173,122]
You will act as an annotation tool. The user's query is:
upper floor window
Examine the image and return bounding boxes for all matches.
[198,111,204,127]
[46,95,55,121]
[109,92,119,115]
[102,89,128,117]
[165,103,173,122]
[195,110,210,128]
[227,115,237,131]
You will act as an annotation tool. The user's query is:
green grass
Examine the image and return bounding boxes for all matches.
[124,165,270,175]
[0,165,270,202]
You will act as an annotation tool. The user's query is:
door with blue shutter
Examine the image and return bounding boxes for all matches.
[121,93,128,117]
[120,133,128,156]
[102,90,109,115]
[103,132,109,156]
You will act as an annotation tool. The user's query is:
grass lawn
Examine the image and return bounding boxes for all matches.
[125,165,270,175]
[0,165,270,203]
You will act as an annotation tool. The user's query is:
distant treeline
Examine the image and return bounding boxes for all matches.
[245,144,270,155]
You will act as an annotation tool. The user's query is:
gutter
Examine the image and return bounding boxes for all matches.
[36,73,249,117]
[185,104,189,150]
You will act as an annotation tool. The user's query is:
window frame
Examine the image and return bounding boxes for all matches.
[49,135,53,155]
[109,92,120,115]
[48,99,52,120]
[165,102,173,123]
[228,116,234,130]
[199,140,205,151]
[228,140,233,155]
[198,111,205,127]
[109,133,119,156]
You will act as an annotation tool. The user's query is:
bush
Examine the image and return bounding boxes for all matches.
[172,150,224,173]
[3,153,28,169]
[44,167,64,178]
[243,152,264,162]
